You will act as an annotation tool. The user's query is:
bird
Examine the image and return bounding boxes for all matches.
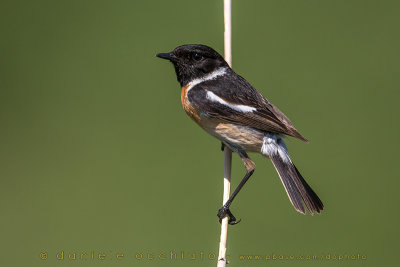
[156,44,323,225]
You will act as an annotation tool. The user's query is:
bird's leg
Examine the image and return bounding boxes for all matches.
[220,142,225,151]
[217,151,255,225]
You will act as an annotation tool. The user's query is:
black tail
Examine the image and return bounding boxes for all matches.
[269,153,324,215]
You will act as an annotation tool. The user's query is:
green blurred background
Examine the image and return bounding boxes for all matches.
[1,0,399,266]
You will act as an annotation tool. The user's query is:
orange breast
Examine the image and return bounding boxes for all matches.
[181,85,201,123]
[180,85,223,137]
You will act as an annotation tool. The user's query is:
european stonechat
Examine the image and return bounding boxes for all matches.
[156,44,323,224]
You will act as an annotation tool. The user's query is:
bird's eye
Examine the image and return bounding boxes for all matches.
[192,53,203,61]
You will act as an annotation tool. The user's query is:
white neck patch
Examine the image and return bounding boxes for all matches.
[186,67,228,91]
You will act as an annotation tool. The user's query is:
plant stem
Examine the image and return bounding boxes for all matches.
[217,1,232,266]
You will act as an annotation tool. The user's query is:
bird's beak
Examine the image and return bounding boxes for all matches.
[156,52,177,61]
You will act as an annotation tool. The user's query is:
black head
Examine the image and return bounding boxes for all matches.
[156,44,229,86]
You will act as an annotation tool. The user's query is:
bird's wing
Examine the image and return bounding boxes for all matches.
[187,75,308,142]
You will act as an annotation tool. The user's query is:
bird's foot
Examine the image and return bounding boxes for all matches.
[217,205,241,225]
[220,142,225,151]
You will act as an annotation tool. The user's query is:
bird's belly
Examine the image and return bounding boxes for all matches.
[203,121,264,153]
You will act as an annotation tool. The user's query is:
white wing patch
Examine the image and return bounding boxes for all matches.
[261,133,292,163]
[206,91,257,113]
[186,66,256,113]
